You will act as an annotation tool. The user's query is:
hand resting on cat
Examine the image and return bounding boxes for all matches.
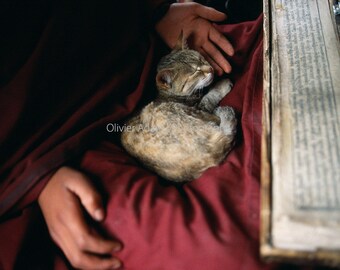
[121,33,237,182]
[156,2,234,75]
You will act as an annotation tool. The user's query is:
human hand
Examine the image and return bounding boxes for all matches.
[38,166,122,270]
[155,2,234,75]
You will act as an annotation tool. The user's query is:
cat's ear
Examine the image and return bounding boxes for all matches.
[173,30,189,51]
[156,69,172,90]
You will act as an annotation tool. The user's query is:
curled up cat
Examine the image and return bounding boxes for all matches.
[121,33,237,182]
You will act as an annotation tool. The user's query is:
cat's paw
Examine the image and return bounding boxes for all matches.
[211,79,233,97]
[198,79,234,113]
[214,106,235,120]
[214,106,237,136]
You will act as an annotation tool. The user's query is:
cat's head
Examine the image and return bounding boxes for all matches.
[156,32,214,96]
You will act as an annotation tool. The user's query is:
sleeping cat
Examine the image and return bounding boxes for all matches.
[121,33,237,182]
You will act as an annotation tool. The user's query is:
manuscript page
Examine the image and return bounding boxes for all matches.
[269,0,340,251]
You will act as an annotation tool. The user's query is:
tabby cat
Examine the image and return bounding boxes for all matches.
[121,33,237,182]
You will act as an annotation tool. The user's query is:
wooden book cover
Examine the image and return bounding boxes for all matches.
[261,0,340,267]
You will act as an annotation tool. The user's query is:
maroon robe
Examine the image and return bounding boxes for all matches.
[0,0,165,216]
[0,1,327,269]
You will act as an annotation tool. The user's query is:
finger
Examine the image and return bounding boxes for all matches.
[64,194,122,254]
[66,248,122,270]
[199,48,223,76]
[202,42,232,73]
[65,169,105,221]
[209,27,234,56]
[50,217,122,270]
[82,254,122,270]
[82,230,122,254]
[194,4,227,22]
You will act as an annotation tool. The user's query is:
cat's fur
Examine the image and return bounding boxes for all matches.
[121,34,237,182]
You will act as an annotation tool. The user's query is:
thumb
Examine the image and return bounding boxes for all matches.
[66,169,105,222]
[194,4,227,22]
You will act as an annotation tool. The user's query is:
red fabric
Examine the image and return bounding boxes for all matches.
[0,0,156,215]
[76,16,267,270]
[0,5,320,269]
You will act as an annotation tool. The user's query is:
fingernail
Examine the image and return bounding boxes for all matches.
[113,243,122,252]
[112,259,122,269]
[94,209,104,221]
